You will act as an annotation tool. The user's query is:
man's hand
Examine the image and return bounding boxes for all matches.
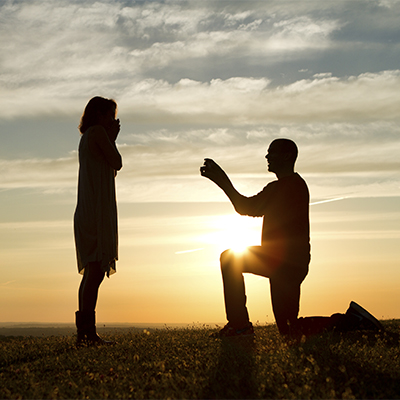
[200,158,247,211]
[200,158,231,189]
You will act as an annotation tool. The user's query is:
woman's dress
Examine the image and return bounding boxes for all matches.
[74,126,118,276]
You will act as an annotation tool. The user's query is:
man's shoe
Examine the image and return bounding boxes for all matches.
[211,322,255,338]
[346,301,384,331]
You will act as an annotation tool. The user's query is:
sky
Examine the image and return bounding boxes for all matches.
[0,0,399,325]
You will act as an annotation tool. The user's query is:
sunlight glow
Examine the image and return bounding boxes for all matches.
[200,214,262,253]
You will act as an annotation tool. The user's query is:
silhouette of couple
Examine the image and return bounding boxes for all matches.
[74,97,382,345]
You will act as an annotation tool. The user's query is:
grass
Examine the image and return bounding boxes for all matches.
[0,320,399,399]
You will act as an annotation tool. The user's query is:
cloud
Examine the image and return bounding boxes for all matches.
[0,154,77,190]
[0,0,399,202]
[269,15,341,50]
[2,118,398,204]
[4,0,398,119]
[115,70,400,124]
[2,70,399,123]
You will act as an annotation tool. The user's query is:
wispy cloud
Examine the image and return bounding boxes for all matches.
[116,71,400,124]
[0,154,77,190]
[175,248,204,255]
[1,1,399,120]
[0,0,399,202]
[0,280,16,286]
[1,118,398,202]
[310,197,346,206]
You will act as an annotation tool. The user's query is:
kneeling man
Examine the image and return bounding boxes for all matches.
[200,138,382,338]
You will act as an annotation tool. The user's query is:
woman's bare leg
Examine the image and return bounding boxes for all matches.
[78,262,105,312]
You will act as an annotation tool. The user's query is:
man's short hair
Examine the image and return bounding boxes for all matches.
[271,138,298,164]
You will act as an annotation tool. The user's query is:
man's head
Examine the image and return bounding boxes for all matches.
[265,138,298,176]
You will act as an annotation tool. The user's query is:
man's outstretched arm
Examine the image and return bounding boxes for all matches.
[200,158,250,214]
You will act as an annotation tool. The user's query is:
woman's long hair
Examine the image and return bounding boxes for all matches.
[79,96,117,134]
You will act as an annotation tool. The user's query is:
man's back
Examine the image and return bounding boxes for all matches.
[241,173,310,265]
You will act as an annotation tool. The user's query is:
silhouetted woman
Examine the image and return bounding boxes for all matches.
[74,96,122,345]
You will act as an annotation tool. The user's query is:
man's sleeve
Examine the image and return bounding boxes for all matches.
[234,183,274,217]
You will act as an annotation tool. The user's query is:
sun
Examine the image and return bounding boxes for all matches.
[204,214,261,254]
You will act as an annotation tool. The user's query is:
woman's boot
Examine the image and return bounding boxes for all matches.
[75,311,114,346]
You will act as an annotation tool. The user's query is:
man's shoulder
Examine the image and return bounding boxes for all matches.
[260,179,279,193]
[284,172,307,185]
[275,173,309,197]
[256,173,308,196]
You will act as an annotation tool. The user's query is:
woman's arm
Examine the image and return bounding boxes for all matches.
[89,125,122,171]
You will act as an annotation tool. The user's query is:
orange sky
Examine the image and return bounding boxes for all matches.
[1,0,399,324]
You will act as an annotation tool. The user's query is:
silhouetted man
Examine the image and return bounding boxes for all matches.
[200,138,383,338]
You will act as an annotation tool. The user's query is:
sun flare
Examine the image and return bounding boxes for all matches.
[202,214,262,253]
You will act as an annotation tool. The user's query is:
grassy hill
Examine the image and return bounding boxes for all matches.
[1,320,399,399]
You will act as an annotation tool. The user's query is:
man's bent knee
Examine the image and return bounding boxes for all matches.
[220,248,236,267]
[220,249,229,263]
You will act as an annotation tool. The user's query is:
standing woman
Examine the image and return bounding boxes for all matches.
[74,96,122,345]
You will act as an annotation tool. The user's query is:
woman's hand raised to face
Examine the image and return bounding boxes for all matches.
[108,118,120,142]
